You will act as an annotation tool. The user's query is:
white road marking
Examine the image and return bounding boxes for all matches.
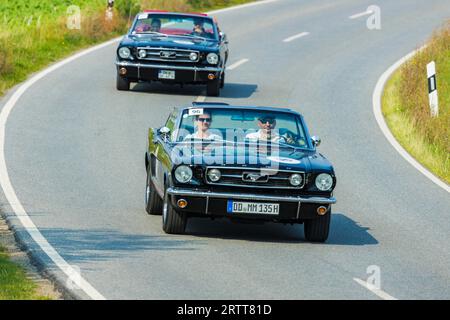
[208,0,279,14]
[195,59,248,102]
[195,95,206,102]
[283,32,310,43]
[226,58,249,71]
[353,278,398,300]
[0,37,123,301]
[372,47,450,193]
[349,10,373,19]
[0,0,279,299]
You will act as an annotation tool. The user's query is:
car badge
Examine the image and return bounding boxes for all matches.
[160,51,177,59]
[242,172,269,183]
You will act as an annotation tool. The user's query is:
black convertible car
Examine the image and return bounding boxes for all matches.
[145,103,337,242]
[115,11,228,96]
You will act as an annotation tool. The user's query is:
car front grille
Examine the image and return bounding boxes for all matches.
[137,47,200,63]
[205,167,306,189]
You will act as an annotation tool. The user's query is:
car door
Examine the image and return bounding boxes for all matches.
[153,110,178,194]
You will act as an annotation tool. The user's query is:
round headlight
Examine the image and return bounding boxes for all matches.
[315,173,333,191]
[289,173,303,187]
[206,53,219,65]
[174,165,193,183]
[118,47,131,59]
[207,169,221,182]
[175,166,192,183]
[189,52,198,61]
[138,49,147,58]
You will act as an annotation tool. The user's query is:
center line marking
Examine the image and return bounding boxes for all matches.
[349,10,373,19]
[195,95,206,102]
[353,278,398,300]
[283,32,310,43]
[226,58,249,70]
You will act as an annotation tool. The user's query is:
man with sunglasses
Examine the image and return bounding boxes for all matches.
[184,112,222,140]
[245,115,287,143]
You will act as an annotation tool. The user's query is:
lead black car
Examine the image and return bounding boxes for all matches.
[116,11,228,96]
[145,103,337,242]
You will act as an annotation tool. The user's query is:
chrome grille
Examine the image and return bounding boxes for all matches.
[137,47,200,63]
[205,167,306,189]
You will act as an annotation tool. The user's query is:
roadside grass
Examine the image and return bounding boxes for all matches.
[382,21,450,184]
[0,0,255,96]
[0,245,51,300]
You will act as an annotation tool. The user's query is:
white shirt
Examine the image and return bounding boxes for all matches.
[245,130,285,143]
[184,131,222,141]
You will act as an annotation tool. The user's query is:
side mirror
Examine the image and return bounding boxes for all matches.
[220,32,228,44]
[311,136,321,147]
[158,126,171,142]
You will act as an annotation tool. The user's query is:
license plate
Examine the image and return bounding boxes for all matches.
[158,70,175,79]
[227,201,279,215]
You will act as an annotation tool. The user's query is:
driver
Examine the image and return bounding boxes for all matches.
[245,115,290,143]
[183,112,222,140]
[150,18,162,32]
[192,19,207,37]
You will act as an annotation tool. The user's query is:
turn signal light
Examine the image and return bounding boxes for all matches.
[317,206,328,216]
[119,68,127,75]
[208,73,215,80]
[177,199,188,208]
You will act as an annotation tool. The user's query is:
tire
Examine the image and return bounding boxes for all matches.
[162,189,187,234]
[220,72,225,89]
[304,208,331,242]
[206,78,220,97]
[116,74,130,91]
[145,168,163,215]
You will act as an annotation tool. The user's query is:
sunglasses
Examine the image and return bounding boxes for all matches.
[259,118,275,124]
[197,118,211,122]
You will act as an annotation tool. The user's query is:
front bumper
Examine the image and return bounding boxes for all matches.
[167,187,336,221]
[115,60,223,83]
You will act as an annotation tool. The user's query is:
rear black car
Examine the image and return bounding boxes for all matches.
[115,11,229,96]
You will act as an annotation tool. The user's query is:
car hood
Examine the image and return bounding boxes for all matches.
[120,34,220,52]
[172,144,334,173]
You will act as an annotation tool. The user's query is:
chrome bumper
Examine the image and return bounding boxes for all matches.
[115,60,223,72]
[167,187,336,204]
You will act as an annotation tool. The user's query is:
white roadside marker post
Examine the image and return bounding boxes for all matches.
[426,61,439,117]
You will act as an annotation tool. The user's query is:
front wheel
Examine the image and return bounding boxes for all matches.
[220,72,225,89]
[206,78,220,97]
[145,168,163,215]
[304,208,331,242]
[162,189,187,234]
[116,74,130,91]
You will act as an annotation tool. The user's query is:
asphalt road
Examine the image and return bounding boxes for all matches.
[1,0,449,299]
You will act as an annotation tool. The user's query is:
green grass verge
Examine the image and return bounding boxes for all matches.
[0,245,51,300]
[382,22,449,184]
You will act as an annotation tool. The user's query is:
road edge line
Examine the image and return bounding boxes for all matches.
[353,278,398,300]
[372,47,450,194]
[0,0,279,300]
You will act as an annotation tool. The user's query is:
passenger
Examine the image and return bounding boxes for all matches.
[134,21,150,33]
[184,112,222,140]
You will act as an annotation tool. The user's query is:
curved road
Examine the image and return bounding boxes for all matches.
[1,0,449,299]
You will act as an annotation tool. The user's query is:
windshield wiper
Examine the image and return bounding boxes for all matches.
[169,33,211,41]
[135,31,168,37]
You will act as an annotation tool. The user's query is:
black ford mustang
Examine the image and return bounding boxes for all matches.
[145,103,337,242]
[115,11,229,96]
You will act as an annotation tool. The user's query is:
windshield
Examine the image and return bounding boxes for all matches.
[131,13,217,40]
[174,108,310,148]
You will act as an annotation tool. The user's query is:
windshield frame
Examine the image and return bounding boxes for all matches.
[171,107,314,151]
[130,13,219,41]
